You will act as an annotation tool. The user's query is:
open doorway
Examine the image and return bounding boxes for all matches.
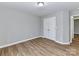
[70,16,79,44]
[74,16,79,42]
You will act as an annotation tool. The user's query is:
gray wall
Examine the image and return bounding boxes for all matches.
[62,11,70,43]
[70,10,79,16]
[56,11,63,43]
[74,19,79,34]
[56,11,70,43]
[0,6,41,46]
[0,6,71,46]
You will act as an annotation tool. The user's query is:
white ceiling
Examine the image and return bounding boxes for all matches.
[0,2,79,17]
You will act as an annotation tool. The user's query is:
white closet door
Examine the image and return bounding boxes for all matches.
[43,17,56,40]
[44,18,49,38]
[48,17,56,40]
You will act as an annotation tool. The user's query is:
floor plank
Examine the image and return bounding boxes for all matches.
[0,38,79,56]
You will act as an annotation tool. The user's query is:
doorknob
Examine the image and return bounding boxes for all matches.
[48,29,50,31]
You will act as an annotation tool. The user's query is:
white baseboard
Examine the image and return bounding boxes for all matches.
[0,36,41,48]
[54,40,70,45]
[42,36,70,45]
[0,36,70,48]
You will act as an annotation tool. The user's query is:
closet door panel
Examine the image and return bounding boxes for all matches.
[44,17,56,40]
[48,17,56,40]
[43,18,49,38]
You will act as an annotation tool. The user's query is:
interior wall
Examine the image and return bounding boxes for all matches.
[0,6,41,46]
[0,5,72,46]
[62,11,70,43]
[74,19,79,34]
[55,11,70,43]
[56,11,63,43]
[70,10,79,16]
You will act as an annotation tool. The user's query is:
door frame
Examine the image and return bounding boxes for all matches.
[70,14,79,43]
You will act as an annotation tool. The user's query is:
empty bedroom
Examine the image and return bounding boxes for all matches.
[0,2,79,56]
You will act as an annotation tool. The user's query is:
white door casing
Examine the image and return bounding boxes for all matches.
[70,16,74,43]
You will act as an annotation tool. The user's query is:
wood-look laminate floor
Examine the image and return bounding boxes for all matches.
[0,38,79,56]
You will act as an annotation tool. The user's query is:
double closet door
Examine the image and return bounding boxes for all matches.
[43,17,56,41]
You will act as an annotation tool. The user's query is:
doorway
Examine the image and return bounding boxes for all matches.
[70,16,79,44]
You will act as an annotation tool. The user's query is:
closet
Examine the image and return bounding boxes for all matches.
[43,17,56,41]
